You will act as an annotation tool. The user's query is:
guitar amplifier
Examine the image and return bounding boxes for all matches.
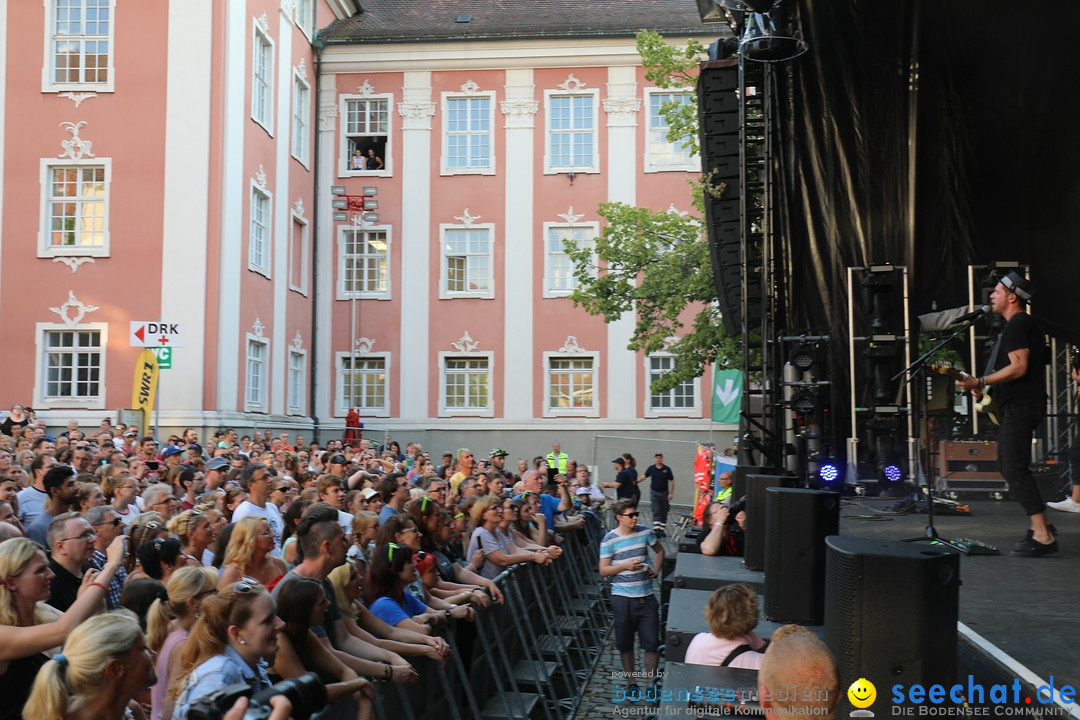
[937,440,1006,492]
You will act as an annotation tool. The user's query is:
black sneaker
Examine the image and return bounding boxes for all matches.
[1010,537,1059,558]
[654,528,666,539]
[1013,522,1058,551]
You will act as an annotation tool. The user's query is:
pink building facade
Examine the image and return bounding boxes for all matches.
[0,0,328,435]
[0,0,728,455]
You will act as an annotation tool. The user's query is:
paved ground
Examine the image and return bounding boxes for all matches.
[571,505,693,719]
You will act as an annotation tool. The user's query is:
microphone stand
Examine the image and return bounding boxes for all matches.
[892,322,974,550]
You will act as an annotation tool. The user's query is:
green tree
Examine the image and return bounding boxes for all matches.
[566,31,739,394]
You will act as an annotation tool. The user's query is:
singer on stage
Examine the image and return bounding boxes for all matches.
[955,272,1055,557]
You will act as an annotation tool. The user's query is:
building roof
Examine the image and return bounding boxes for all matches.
[321,0,709,44]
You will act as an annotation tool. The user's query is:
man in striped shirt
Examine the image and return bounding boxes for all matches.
[600,498,665,688]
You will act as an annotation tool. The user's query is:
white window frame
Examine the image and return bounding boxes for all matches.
[38,158,111,258]
[251,21,274,133]
[438,352,494,418]
[249,182,272,277]
[287,347,307,415]
[33,322,108,410]
[245,334,270,413]
[439,223,494,300]
[291,69,310,166]
[440,90,496,175]
[336,352,390,418]
[339,94,393,178]
[542,221,599,298]
[288,209,309,295]
[42,0,116,93]
[644,353,701,418]
[543,88,600,174]
[543,351,600,418]
[337,224,391,300]
[295,0,315,41]
[644,89,699,173]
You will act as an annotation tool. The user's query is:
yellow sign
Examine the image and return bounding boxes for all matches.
[131,349,160,436]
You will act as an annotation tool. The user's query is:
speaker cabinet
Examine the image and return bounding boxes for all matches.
[731,465,776,506]
[743,474,796,571]
[824,536,959,712]
[763,488,839,625]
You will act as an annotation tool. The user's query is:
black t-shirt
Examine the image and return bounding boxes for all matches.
[993,312,1045,408]
[0,417,28,437]
[644,464,674,493]
[47,558,85,612]
[615,468,638,499]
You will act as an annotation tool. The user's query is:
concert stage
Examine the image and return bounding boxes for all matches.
[836,494,1079,696]
[661,494,1079,714]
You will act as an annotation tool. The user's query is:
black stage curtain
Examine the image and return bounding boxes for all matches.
[774,0,1080,421]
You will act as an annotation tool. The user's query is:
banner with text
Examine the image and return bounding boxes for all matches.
[131,349,160,436]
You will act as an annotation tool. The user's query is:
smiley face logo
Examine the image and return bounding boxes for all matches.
[848,678,876,709]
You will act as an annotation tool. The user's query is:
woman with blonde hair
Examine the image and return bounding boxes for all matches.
[22,610,155,720]
[146,566,217,720]
[168,510,215,567]
[684,583,767,669]
[170,581,284,718]
[348,510,379,566]
[102,473,139,525]
[74,480,105,515]
[465,496,551,579]
[217,516,287,590]
[0,535,125,720]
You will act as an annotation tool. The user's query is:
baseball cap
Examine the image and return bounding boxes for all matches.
[330,454,347,465]
[654,452,664,457]
[360,487,378,500]
[575,486,592,496]
[123,429,138,437]
[490,448,509,457]
[162,446,183,459]
[206,457,229,471]
[612,457,625,466]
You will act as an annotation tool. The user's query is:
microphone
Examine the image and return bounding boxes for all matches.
[950,304,991,325]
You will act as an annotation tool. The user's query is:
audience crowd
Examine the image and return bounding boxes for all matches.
[0,413,618,720]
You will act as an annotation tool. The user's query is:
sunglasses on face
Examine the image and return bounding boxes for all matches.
[93,517,122,527]
[620,512,640,518]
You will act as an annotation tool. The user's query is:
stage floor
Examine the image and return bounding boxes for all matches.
[835,493,1078,692]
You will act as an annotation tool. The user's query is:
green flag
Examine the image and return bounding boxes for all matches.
[711,368,742,423]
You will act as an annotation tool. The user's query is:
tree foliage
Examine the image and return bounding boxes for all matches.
[566,31,739,394]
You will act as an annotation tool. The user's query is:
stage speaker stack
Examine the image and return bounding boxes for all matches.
[763,488,839,625]
[824,536,959,712]
[732,464,775,505]
[743,474,796,571]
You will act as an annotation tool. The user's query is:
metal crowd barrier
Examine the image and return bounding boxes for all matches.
[370,520,611,720]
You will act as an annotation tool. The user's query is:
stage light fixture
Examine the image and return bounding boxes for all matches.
[819,462,841,485]
[882,464,903,483]
[788,341,819,372]
[740,0,808,63]
[789,387,822,416]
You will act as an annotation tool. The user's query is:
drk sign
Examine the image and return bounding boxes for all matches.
[130,321,185,348]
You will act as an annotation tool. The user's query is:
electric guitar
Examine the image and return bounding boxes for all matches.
[930,363,1000,425]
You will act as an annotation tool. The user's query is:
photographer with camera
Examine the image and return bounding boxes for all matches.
[697,500,747,557]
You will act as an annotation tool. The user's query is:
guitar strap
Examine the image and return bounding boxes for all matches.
[985,331,1004,375]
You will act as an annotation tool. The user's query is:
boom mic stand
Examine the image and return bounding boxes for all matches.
[892,323,981,550]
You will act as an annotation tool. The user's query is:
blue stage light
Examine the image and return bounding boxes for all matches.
[819,463,840,484]
[883,464,903,483]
